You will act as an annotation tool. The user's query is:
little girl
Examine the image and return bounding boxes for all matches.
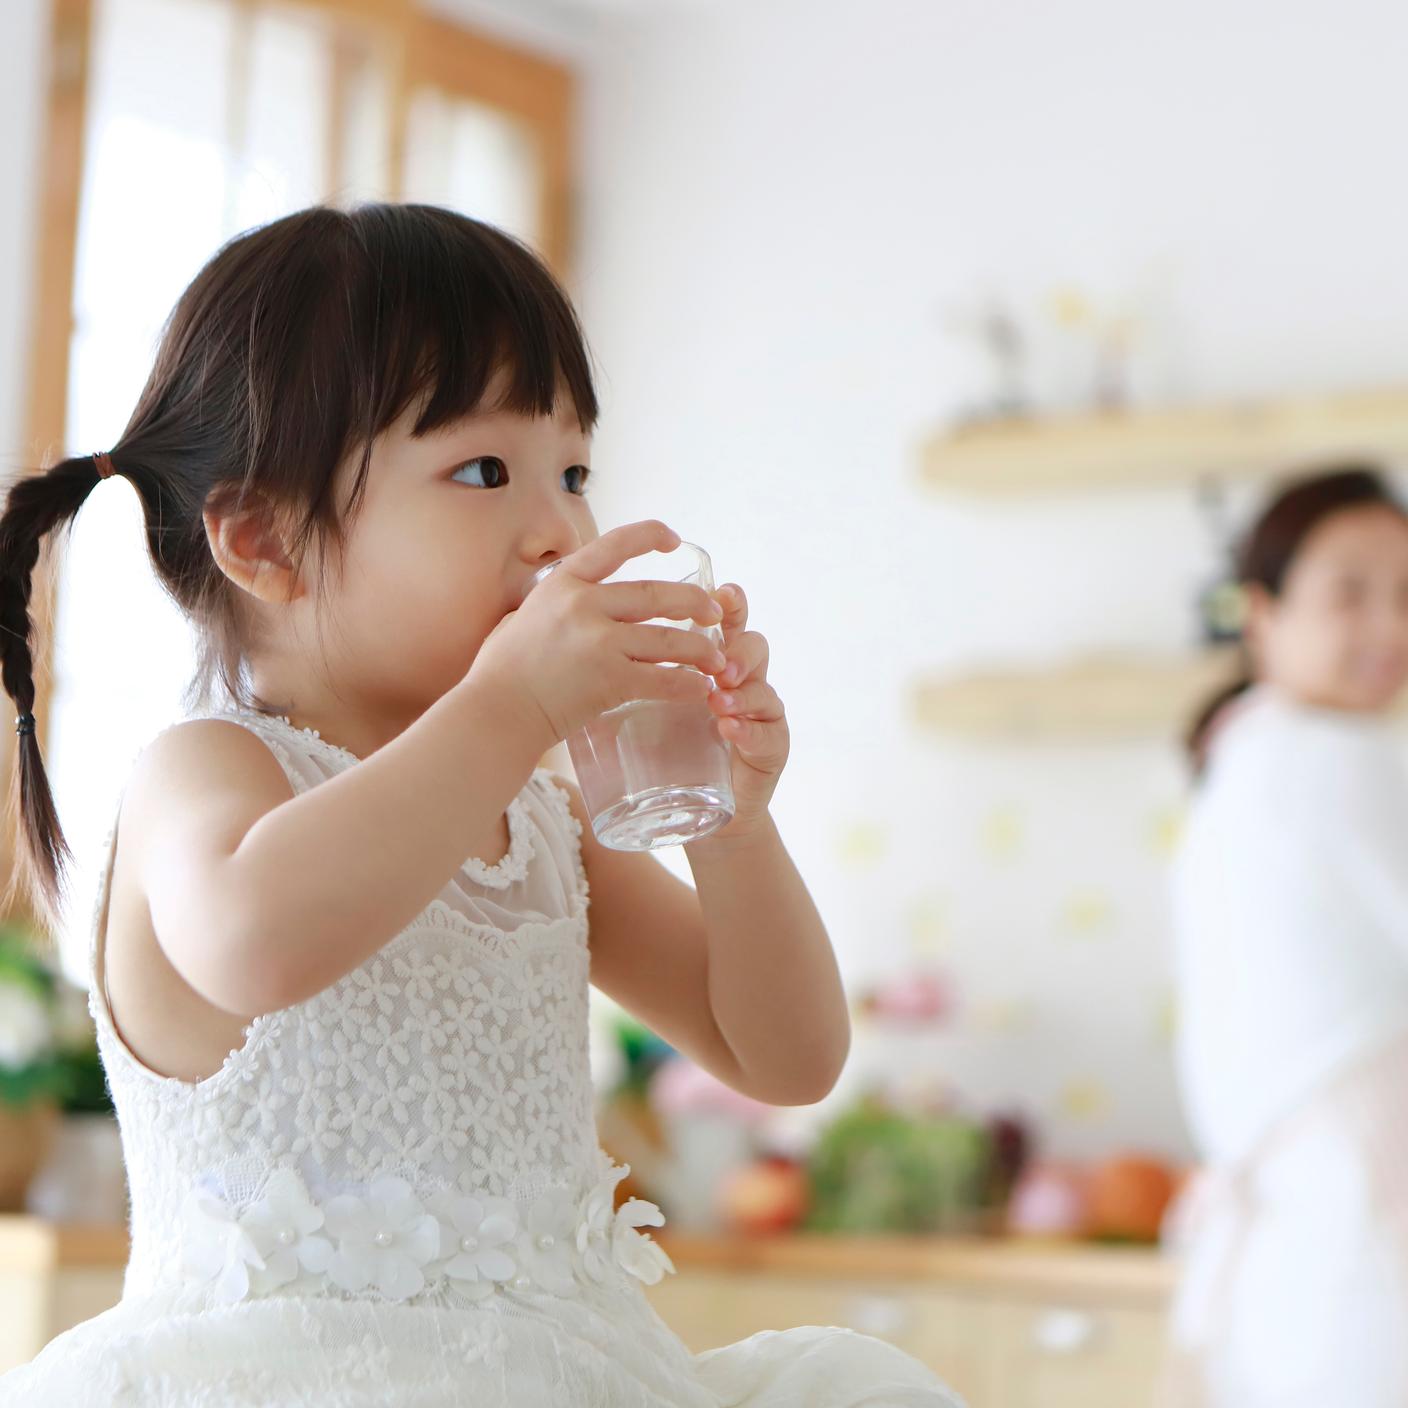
[0,204,960,1405]
[1164,466,1408,1406]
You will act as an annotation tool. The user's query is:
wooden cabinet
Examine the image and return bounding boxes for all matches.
[647,1234,1173,1408]
[0,1220,127,1375]
[983,1300,1169,1406]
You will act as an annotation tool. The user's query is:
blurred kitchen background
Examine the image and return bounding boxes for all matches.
[3,0,1408,1402]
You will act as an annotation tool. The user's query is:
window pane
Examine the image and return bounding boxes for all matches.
[48,0,332,978]
[404,89,541,247]
[234,5,332,228]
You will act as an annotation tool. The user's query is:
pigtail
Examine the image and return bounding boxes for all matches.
[0,453,112,938]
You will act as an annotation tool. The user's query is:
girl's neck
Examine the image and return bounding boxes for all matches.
[245,677,422,762]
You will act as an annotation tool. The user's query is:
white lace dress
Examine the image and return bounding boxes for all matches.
[0,707,962,1407]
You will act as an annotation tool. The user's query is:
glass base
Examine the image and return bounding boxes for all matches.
[591,785,734,851]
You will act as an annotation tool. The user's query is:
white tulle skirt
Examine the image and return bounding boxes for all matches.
[1161,1025,1408,1408]
[0,1275,963,1407]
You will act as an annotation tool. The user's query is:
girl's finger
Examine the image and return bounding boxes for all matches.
[715,629,769,687]
[715,583,748,637]
[709,681,784,721]
[599,578,722,626]
[563,520,680,584]
[623,622,728,672]
[718,714,784,752]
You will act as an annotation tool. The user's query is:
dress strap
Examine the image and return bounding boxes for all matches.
[86,803,125,1039]
[531,771,590,912]
[179,709,336,797]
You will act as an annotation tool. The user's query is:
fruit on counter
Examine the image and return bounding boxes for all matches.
[1006,1160,1091,1239]
[719,1155,810,1236]
[1086,1152,1177,1244]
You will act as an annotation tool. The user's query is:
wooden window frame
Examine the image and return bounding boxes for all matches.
[3,0,577,924]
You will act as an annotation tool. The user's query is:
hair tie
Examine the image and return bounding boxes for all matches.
[16,713,36,737]
[93,452,116,480]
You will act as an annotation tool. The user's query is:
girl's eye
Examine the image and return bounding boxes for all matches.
[452,456,507,488]
[563,465,592,496]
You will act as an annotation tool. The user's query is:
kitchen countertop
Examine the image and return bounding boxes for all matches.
[653,1231,1174,1302]
[0,1218,128,1273]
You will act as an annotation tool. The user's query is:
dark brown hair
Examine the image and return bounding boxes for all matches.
[1185,464,1407,773]
[0,203,598,936]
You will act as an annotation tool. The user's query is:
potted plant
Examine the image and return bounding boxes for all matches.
[0,923,73,1211]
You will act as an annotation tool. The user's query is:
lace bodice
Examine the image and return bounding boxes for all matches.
[88,707,646,1309]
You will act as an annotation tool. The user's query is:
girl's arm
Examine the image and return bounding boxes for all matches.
[130,673,545,1019]
[564,779,850,1106]
[131,520,713,1021]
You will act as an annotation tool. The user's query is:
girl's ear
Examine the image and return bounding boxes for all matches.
[203,498,304,604]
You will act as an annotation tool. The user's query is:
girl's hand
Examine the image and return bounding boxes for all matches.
[471,521,726,754]
[701,583,788,843]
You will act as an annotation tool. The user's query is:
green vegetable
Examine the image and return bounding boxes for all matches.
[805,1095,993,1235]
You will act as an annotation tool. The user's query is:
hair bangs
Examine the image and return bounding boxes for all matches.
[349,205,598,452]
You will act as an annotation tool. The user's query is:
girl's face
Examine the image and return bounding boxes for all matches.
[291,382,598,738]
[1248,503,1408,714]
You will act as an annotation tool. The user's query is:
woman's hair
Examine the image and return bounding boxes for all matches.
[1184,464,1407,774]
[0,202,598,935]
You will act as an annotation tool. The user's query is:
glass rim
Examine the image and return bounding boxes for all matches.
[533,539,710,588]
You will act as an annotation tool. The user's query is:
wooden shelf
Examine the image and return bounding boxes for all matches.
[920,386,1408,496]
[912,651,1242,740]
[913,654,1408,740]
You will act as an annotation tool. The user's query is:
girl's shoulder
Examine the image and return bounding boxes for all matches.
[127,710,302,818]
[114,709,325,940]
[166,707,355,788]
[116,712,308,931]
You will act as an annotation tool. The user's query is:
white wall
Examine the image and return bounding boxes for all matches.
[576,0,1408,1160]
[8,0,1406,1162]
[0,0,49,471]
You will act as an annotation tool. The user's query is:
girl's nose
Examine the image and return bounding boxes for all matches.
[522,515,584,569]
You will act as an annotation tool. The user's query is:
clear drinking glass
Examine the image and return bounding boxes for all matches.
[534,541,735,850]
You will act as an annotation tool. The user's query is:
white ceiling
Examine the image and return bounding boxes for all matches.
[422,0,599,60]
[430,0,722,40]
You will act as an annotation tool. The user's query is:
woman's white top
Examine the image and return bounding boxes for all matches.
[1172,686,1408,1165]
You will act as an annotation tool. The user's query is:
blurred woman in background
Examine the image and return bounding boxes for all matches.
[1165,466,1408,1407]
